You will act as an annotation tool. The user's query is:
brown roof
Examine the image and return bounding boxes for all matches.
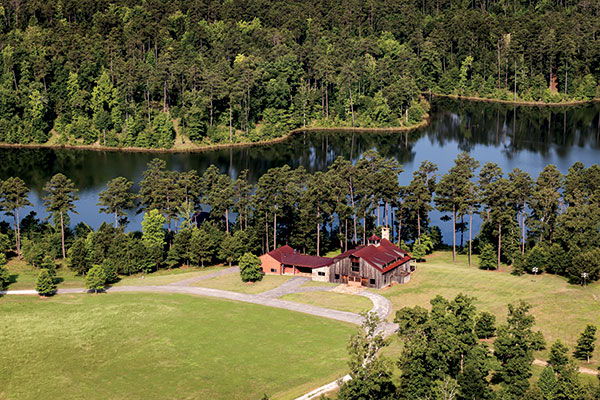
[267,245,334,269]
[337,239,411,273]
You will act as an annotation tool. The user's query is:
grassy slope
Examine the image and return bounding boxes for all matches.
[281,291,372,314]
[5,258,84,290]
[0,293,354,400]
[382,251,600,368]
[193,273,292,294]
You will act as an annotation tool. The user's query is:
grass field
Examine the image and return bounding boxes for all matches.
[382,251,600,368]
[0,293,354,400]
[193,273,292,294]
[115,265,227,286]
[4,258,84,290]
[281,291,373,313]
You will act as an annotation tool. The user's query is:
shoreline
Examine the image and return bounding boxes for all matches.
[0,118,430,154]
[430,93,599,107]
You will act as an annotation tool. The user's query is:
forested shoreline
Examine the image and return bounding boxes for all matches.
[0,0,598,149]
[0,153,598,290]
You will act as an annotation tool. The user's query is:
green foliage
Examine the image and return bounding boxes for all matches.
[338,313,396,400]
[573,325,597,363]
[68,237,90,275]
[478,243,496,270]
[411,234,433,261]
[219,230,249,266]
[141,209,166,249]
[493,301,546,399]
[85,265,107,293]
[35,268,56,296]
[238,252,262,282]
[566,249,600,285]
[474,312,496,339]
[0,253,9,290]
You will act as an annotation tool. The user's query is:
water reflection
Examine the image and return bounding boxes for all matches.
[0,98,598,237]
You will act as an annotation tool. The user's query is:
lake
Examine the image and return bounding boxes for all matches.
[1,98,599,243]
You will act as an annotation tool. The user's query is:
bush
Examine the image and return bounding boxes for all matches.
[36,269,57,296]
[0,253,10,290]
[239,252,263,283]
[86,265,107,293]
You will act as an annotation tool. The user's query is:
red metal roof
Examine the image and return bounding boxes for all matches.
[267,245,334,269]
[368,234,381,241]
[267,245,294,263]
[342,239,412,273]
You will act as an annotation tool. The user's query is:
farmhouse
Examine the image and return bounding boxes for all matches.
[260,228,413,289]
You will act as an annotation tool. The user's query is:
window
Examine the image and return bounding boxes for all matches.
[335,274,340,280]
[270,268,276,272]
[370,279,376,285]
[318,271,325,276]
[351,262,360,272]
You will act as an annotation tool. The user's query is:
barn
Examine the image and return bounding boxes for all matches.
[259,229,413,289]
[328,231,413,289]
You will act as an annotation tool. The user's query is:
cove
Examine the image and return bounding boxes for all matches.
[1,98,599,243]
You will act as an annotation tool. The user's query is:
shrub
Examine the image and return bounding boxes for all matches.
[36,269,57,296]
[239,252,263,282]
[86,265,107,293]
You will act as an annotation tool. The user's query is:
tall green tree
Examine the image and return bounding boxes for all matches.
[435,152,479,261]
[403,161,437,240]
[573,325,597,363]
[98,177,138,227]
[0,177,31,256]
[493,301,546,399]
[43,173,78,258]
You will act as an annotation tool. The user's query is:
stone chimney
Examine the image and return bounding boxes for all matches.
[381,226,390,241]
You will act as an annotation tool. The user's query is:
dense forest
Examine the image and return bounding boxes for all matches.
[1,153,598,290]
[0,0,599,148]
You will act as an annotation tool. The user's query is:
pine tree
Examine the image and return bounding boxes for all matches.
[0,177,32,256]
[475,312,496,339]
[548,340,570,374]
[493,301,546,399]
[43,173,79,258]
[98,177,138,227]
[68,237,91,275]
[36,269,57,296]
[86,265,107,293]
[478,243,496,270]
[537,366,558,400]
[573,325,597,363]
[435,152,479,261]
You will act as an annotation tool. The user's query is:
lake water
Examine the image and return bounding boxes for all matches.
[1,98,599,243]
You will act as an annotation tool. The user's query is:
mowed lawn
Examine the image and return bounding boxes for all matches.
[382,251,600,368]
[281,291,372,314]
[0,293,355,400]
[194,273,292,294]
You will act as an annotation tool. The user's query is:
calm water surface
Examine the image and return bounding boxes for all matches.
[1,98,599,242]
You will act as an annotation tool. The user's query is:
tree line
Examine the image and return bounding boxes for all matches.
[0,0,598,148]
[0,153,598,290]
[332,296,599,400]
